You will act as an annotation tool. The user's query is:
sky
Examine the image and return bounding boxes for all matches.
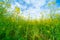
[0,0,60,20]
[56,0,60,7]
[10,0,60,20]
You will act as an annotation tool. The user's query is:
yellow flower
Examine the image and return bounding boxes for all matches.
[15,7,20,14]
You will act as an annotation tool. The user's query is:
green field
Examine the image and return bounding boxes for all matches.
[0,1,60,40]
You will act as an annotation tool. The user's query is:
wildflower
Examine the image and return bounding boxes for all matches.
[15,7,20,14]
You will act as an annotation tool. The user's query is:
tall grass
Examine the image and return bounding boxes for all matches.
[0,1,60,40]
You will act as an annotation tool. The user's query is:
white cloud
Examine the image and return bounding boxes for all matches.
[11,0,52,20]
[23,0,46,8]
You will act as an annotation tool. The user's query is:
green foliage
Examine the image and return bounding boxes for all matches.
[0,0,60,40]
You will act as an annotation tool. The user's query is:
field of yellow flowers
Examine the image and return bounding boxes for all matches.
[0,1,60,40]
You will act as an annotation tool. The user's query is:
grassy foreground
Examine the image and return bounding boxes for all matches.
[0,2,60,40]
[0,12,60,40]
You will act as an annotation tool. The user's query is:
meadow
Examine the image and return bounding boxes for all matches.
[0,1,60,40]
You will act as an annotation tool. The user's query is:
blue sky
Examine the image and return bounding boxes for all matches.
[9,0,60,19]
[56,0,60,7]
[56,0,60,4]
[0,0,60,19]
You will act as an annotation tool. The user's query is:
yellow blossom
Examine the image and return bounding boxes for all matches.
[15,7,20,14]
